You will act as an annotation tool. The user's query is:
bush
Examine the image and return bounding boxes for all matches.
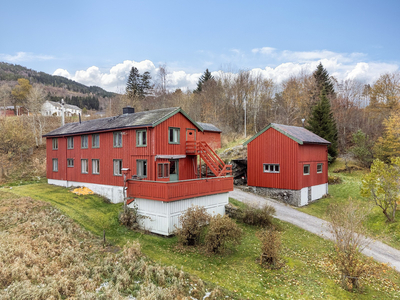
[119,206,140,230]
[175,206,210,246]
[257,227,282,269]
[241,202,275,227]
[204,214,243,253]
[328,175,342,184]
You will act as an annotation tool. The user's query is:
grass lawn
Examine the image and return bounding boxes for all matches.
[3,183,400,299]
[298,158,400,250]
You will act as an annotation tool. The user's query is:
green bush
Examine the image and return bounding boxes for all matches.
[175,206,210,246]
[241,202,275,227]
[204,214,243,253]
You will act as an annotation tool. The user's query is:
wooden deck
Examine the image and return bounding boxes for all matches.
[127,176,233,202]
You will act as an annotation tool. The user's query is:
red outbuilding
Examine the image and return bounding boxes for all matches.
[43,107,232,235]
[197,122,222,150]
[244,123,330,206]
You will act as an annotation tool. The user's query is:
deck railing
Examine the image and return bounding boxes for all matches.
[127,176,233,202]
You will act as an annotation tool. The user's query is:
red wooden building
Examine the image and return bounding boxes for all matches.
[197,122,222,149]
[43,107,232,235]
[244,123,330,206]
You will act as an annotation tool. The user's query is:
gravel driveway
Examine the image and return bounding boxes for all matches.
[229,188,400,272]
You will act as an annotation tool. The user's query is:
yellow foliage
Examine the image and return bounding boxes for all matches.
[374,112,400,161]
[71,186,94,195]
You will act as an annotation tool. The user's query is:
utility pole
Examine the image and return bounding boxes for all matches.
[61,98,65,126]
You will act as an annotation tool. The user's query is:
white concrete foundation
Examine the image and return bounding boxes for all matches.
[300,183,328,206]
[48,179,124,203]
[129,192,229,236]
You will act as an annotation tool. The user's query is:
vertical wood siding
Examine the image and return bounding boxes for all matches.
[298,144,329,189]
[198,131,221,149]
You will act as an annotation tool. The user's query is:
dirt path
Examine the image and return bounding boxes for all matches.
[229,188,400,272]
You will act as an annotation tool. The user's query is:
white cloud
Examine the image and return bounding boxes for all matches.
[0,52,54,62]
[252,47,276,55]
[53,68,72,79]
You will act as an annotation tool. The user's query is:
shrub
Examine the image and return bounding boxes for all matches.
[119,205,140,230]
[328,175,342,184]
[204,214,243,253]
[257,227,282,269]
[241,202,275,227]
[175,206,210,246]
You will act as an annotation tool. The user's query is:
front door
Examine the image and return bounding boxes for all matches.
[169,159,179,181]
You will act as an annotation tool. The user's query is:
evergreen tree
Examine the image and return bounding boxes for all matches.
[313,63,335,98]
[139,71,152,97]
[306,88,339,162]
[126,67,141,98]
[195,69,214,93]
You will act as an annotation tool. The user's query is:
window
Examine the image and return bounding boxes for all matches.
[317,163,323,174]
[113,132,122,148]
[158,163,169,178]
[169,127,180,144]
[52,138,58,150]
[92,159,100,174]
[263,164,280,173]
[81,159,88,174]
[92,134,100,148]
[67,137,74,149]
[113,159,122,176]
[136,130,147,147]
[52,159,58,172]
[81,135,88,149]
[67,158,74,167]
[137,160,147,178]
[303,164,310,175]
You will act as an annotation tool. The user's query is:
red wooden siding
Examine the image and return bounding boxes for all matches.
[127,176,233,202]
[198,131,221,149]
[298,144,329,189]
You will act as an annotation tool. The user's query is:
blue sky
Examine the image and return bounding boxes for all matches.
[1,0,399,92]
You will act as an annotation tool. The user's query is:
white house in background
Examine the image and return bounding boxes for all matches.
[41,100,82,117]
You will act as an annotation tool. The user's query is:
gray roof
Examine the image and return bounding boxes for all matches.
[47,100,81,111]
[244,123,331,146]
[197,122,222,133]
[43,107,202,137]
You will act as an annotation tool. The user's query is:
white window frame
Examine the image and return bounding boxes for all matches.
[92,134,100,148]
[92,159,100,174]
[52,138,58,150]
[113,132,122,148]
[137,159,147,178]
[52,158,58,172]
[263,164,280,173]
[317,163,323,174]
[81,159,88,174]
[67,158,74,167]
[303,164,310,175]
[168,127,180,144]
[67,137,74,149]
[81,135,88,149]
[113,159,122,176]
[136,129,147,147]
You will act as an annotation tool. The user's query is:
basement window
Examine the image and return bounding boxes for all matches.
[81,159,88,174]
[81,135,88,149]
[158,163,169,178]
[317,163,323,174]
[169,127,180,144]
[136,130,147,147]
[303,164,310,175]
[52,138,58,150]
[67,158,74,167]
[137,160,147,178]
[52,159,58,172]
[67,137,74,149]
[113,159,122,176]
[263,164,280,173]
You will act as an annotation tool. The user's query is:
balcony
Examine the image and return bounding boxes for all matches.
[127,176,233,202]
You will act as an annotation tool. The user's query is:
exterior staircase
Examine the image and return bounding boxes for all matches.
[186,141,232,177]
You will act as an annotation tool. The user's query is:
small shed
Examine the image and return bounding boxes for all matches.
[197,122,222,149]
[244,123,330,207]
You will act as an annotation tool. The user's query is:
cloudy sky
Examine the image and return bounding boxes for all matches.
[1,0,399,92]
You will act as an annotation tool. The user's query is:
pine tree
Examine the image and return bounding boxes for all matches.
[306,88,338,162]
[139,71,152,97]
[126,66,141,98]
[195,69,214,93]
[313,63,335,98]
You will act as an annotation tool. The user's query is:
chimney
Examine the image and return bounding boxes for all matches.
[123,106,135,114]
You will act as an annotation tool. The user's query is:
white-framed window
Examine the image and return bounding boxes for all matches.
[81,135,88,149]
[67,158,74,167]
[263,164,280,173]
[113,132,122,148]
[303,164,310,175]
[81,159,88,174]
[113,159,122,176]
[137,160,147,178]
[92,134,100,148]
[67,137,74,149]
[136,130,147,147]
[157,163,169,178]
[317,163,323,174]
[169,127,180,144]
[52,158,58,172]
[52,138,58,150]
[92,159,100,174]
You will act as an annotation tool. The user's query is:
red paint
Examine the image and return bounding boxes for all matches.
[247,127,328,190]
[198,131,221,149]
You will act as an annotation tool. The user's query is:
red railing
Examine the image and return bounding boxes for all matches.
[127,176,233,202]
